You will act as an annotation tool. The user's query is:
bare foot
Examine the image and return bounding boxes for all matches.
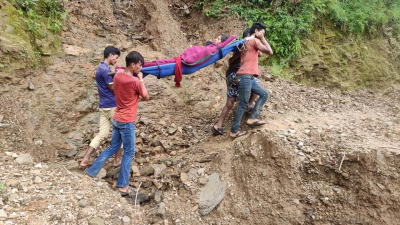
[80,146,95,167]
[112,158,122,167]
[113,149,123,167]
[80,159,93,167]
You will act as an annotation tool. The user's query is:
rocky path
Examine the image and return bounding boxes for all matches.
[0,66,236,225]
[1,0,400,224]
[1,65,399,224]
[0,153,147,225]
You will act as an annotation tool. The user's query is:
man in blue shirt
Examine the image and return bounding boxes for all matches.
[80,46,123,168]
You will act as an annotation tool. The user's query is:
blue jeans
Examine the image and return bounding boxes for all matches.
[231,74,269,132]
[87,119,136,188]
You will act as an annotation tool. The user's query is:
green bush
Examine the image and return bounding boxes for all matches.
[197,0,400,61]
[38,0,66,33]
[9,0,66,38]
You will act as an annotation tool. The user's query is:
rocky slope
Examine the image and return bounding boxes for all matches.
[1,0,400,225]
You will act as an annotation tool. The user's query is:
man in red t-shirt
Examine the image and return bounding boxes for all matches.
[230,22,273,139]
[87,51,149,196]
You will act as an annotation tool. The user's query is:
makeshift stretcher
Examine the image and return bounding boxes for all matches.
[110,35,250,87]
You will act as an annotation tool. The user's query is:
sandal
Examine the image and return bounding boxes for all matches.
[120,186,137,197]
[211,126,224,135]
[230,130,248,139]
[79,166,90,171]
[246,120,266,127]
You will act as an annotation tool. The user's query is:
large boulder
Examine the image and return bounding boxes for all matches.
[198,173,226,215]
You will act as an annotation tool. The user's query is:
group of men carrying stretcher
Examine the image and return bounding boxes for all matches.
[80,22,273,197]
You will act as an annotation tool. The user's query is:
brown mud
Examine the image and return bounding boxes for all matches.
[0,0,399,224]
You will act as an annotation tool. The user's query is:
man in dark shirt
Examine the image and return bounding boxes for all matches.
[211,29,261,135]
[80,46,123,168]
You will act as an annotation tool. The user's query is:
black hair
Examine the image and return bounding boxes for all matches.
[249,22,267,35]
[242,28,250,38]
[125,51,145,67]
[220,34,229,43]
[103,46,120,59]
[205,41,214,46]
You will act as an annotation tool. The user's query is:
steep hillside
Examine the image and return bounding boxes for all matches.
[288,28,400,91]
[0,0,400,225]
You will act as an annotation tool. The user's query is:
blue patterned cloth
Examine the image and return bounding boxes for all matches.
[226,72,258,101]
[226,71,239,100]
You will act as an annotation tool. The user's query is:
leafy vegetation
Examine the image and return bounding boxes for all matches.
[6,0,66,68]
[0,181,6,195]
[197,0,400,63]
[9,0,66,38]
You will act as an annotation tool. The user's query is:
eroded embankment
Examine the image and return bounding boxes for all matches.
[201,132,400,225]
